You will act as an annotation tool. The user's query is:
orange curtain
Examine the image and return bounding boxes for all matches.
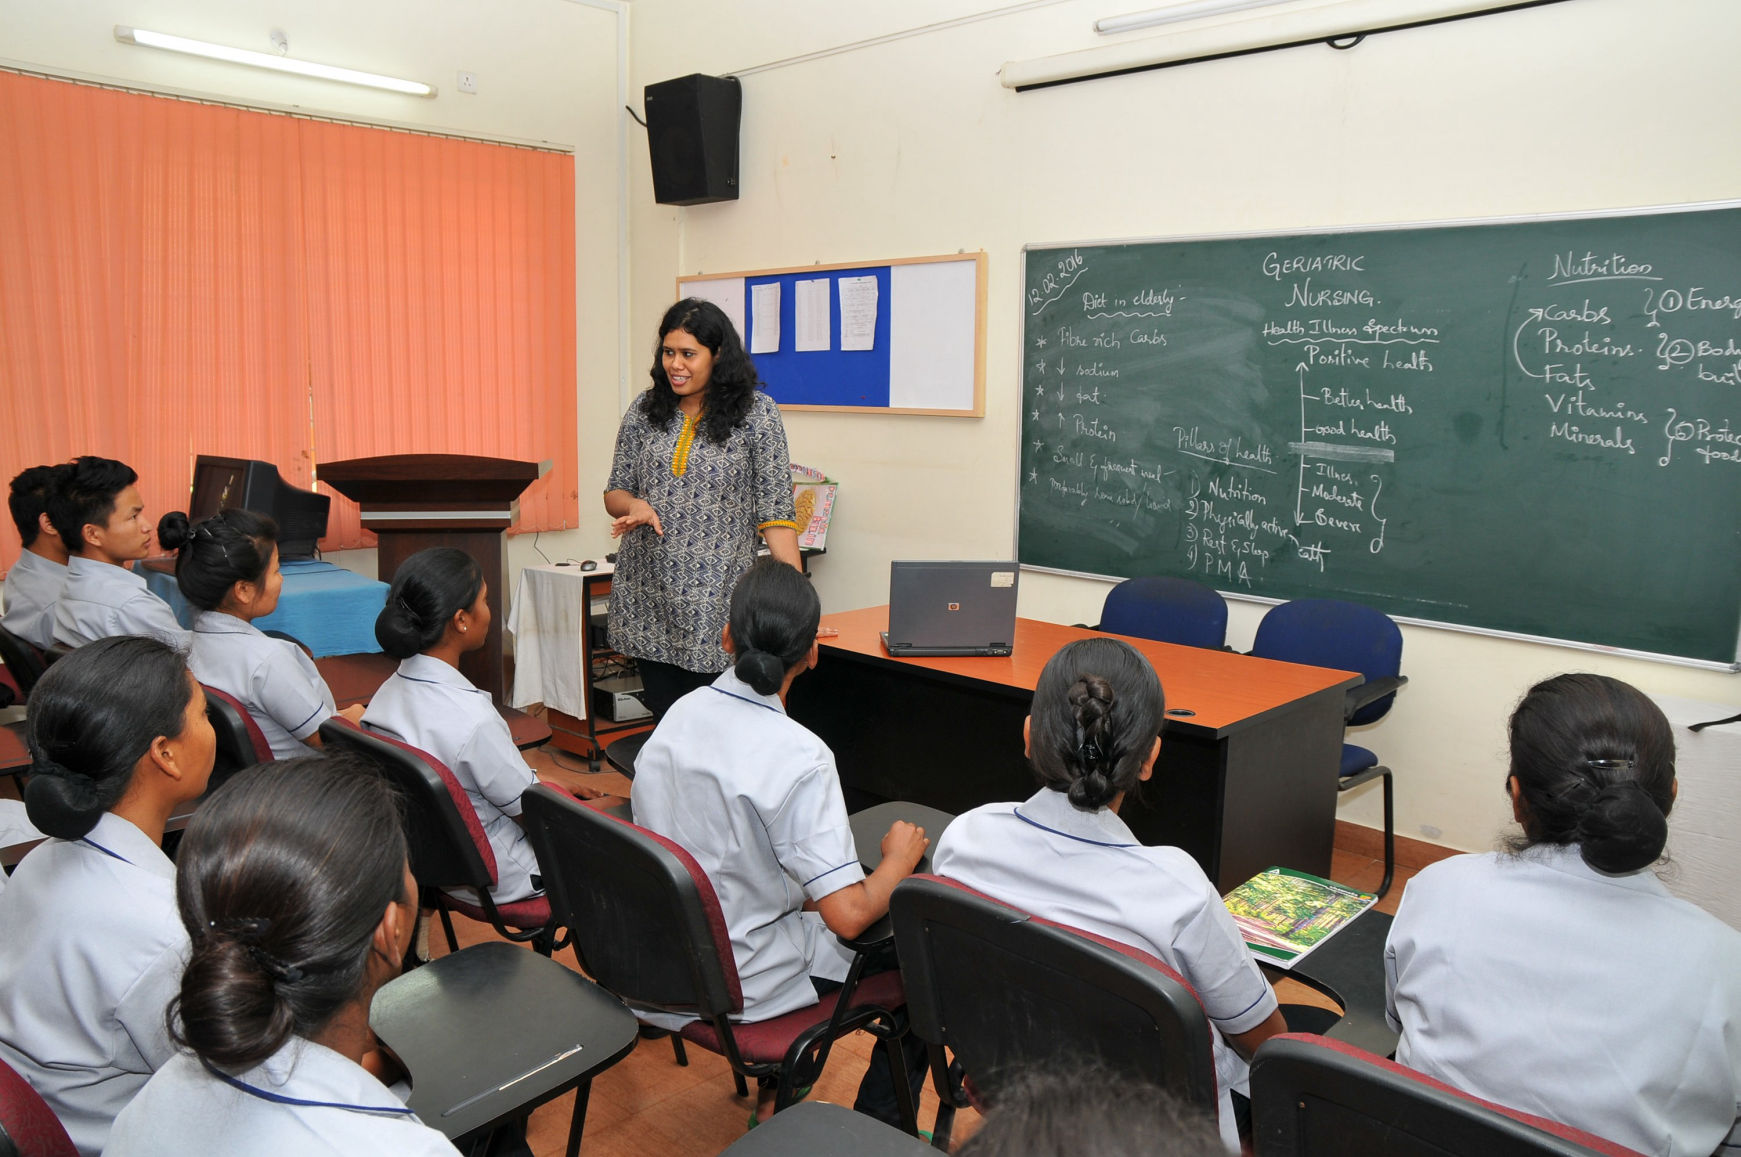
[0,71,577,570]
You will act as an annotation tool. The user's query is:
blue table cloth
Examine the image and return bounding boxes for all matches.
[141,559,387,657]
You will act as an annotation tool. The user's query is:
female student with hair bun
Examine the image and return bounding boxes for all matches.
[158,508,363,758]
[933,636,1287,1151]
[1385,673,1741,1157]
[604,298,802,718]
[361,547,572,906]
[633,558,930,1127]
[0,636,215,1156]
[106,757,457,1155]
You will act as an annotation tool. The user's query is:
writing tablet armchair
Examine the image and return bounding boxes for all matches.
[0,1054,76,1157]
[1249,1034,1650,1157]
[317,717,563,956]
[201,684,273,793]
[1251,599,1408,897]
[889,874,1220,1151]
[519,784,919,1131]
[0,626,49,705]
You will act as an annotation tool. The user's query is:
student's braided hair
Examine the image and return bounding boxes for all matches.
[1505,673,1676,874]
[1028,637,1165,812]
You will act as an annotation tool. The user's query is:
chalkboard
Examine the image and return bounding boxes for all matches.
[1019,206,1741,667]
[679,253,986,415]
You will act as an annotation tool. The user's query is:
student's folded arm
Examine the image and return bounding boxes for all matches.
[812,821,929,940]
[1226,1006,1288,1061]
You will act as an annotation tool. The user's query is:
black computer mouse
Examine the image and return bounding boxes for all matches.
[604,553,617,564]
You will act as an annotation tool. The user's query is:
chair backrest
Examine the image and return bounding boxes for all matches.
[0,1055,76,1157]
[0,626,48,703]
[317,718,497,893]
[521,783,742,1019]
[1249,1034,1649,1157]
[1251,599,1403,725]
[201,684,273,791]
[1100,577,1229,650]
[889,875,1219,1115]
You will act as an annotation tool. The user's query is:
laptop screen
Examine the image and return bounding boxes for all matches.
[887,561,1019,653]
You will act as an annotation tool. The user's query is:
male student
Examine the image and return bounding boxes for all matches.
[49,457,190,649]
[2,464,72,649]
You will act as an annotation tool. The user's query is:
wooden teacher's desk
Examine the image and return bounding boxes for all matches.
[787,607,1361,894]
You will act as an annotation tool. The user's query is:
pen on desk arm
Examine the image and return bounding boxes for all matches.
[441,1044,585,1117]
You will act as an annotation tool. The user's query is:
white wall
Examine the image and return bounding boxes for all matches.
[627,0,1741,852]
[0,0,629,566]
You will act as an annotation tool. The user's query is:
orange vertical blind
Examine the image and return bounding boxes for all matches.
[0,71,577,570]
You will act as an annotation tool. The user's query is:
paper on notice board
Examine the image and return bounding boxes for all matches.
[838,275,879,351]
[795,278,831,351]
[749,283,782,353]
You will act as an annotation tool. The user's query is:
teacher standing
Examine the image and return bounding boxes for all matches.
[605,298,801,719]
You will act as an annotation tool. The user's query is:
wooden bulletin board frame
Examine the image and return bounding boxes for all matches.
[677,252,987,416]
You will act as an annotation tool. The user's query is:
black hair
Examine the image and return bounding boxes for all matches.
[45,455,138,550]
[1506,673,1676,874]
[171,756,410,1071]
[958,1062,1223,1157]
[23,636,195,840]
[1028,637,1166,812]
[8,463,70,547]
[639,298,762,444]
[726,557,819,696]
[374,547,484,659]
[157,509,279,612]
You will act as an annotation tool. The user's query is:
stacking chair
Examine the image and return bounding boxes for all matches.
[520,783,918,1130]
[1250,599,1407,897]
[318,718,562,956]
[1250,1034,1649,1157]
[201,684,273,792]
[889,875,1219,1150]
[1098,576,1230,650]
[0,1055,76,1157]
[0,626,48,704]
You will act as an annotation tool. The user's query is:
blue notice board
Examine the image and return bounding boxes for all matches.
[678,253,985,415]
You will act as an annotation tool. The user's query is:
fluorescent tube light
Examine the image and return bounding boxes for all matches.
[1096,0,1293,35]
[115,26,436,97]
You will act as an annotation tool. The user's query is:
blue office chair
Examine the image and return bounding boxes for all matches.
[1098,577,1229,650]
[1250,599,1407,898]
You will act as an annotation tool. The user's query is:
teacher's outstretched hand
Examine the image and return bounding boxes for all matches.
[609,497,663,538]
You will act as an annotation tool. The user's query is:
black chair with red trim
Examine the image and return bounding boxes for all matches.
[318,717,563,956]
[0,625,49,705]
[0,1054,76,1157]
[1249,1034,1651,1157]
[888,874,1220,1152]
[519,783,919,1130]
[200,684,273,792]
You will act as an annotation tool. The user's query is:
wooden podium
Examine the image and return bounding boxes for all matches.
[321,454,543,704]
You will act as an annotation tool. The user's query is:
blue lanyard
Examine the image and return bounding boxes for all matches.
[201,1058,415,1117]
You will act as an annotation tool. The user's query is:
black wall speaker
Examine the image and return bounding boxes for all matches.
[644,74,742,206]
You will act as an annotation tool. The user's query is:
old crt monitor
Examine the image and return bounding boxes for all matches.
[189,455,330,559]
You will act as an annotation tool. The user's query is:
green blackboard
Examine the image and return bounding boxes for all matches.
[1019,206,1741,667]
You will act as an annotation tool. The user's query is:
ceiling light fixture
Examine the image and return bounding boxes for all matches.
[114,25,436,97]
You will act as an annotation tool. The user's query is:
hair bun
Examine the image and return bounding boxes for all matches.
[734,649,787,697]
[1576,779,1668,874]
[157,510,191,552]
[23,760,106,840]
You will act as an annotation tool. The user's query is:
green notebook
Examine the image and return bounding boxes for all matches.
[1223,866,1377,969]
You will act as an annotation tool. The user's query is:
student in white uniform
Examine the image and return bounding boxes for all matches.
[48,455,190,649]
[157,508,362,758]
[2,463,72,650]
[634,558,931,1128]
[362,548,576,905]
[108,757,458,1156]
[0,636,215,1156]
[1386,673,1741,1157]
[932,637,1287,1152]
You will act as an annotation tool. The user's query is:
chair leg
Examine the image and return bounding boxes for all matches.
[439,906,460,954]
[1376,770,1395,900]
[669,1034,688,1067]
[879,1030,920,1136]
[926,1045,956,1150]
[733,1070,749,1098]
[565,1079,591,1157]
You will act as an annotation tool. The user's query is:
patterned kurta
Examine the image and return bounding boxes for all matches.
[606,389,797,673]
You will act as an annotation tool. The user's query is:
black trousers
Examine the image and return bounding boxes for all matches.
[635,658,719,720]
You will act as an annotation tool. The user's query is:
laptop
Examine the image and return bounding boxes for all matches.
[881,561,1020,657]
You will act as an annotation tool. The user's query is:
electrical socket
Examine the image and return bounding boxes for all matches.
[457,71,478,94]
